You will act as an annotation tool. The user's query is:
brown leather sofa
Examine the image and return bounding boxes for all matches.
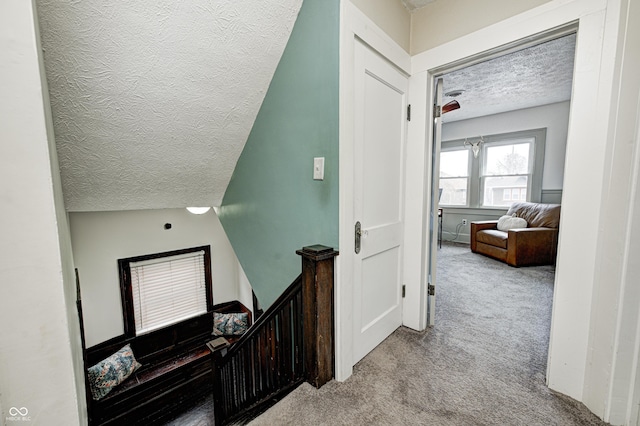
[470,202,561,267]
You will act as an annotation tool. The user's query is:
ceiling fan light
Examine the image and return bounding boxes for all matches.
[444,89,465,98]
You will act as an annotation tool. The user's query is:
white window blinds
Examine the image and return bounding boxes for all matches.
[130,250,207,335]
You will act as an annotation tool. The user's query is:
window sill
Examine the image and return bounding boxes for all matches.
[439,206,509,215]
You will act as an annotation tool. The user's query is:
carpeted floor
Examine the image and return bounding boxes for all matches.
[247,242,607,426]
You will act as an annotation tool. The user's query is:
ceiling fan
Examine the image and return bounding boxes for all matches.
[442,100,460,114]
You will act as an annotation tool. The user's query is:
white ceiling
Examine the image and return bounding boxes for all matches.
[36,0,302,211]
[441,33,576,122]
[402,0,437,12]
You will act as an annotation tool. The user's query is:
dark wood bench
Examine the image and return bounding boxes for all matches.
[85,301,251,425]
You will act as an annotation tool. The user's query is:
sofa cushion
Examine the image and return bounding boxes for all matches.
[476,229,508,249]
[507,202,560,228]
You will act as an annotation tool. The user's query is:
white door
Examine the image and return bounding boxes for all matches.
[353,40,408,363]
[427,78,444,326]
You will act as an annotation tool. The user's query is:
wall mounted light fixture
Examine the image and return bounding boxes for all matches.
[186,207,211,214]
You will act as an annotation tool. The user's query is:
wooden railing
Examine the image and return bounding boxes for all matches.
[212,275,304,423]
[212,245,338,425]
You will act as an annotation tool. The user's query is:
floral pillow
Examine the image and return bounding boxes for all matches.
[213,312,249,336]
[87,344,141,401]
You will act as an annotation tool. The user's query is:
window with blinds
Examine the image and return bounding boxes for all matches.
[119,246,213,337]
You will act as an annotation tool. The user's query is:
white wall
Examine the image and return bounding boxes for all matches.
[69,208,252,347]
[410,0,552,54]
[443,101,570,190]
[623,94,640,426]
[349,0,410,52]
[0,0,83,424]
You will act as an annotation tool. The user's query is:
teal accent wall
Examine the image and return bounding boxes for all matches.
[218,0,339,307]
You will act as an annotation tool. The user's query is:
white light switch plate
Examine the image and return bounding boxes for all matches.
[313,157,325,180]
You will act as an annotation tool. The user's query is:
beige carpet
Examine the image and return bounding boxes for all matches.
[248,242,607,426]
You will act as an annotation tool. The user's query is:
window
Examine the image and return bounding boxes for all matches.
[439,148,470,206]
[481,139,534,207]
[119,246,213,337]
[439,129,546,208]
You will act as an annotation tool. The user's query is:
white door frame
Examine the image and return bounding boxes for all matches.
[407,0,627,421]
[337,1,411,381]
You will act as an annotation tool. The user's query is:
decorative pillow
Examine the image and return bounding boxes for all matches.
[213,312,249,336]
[497,214,528,231]
[87,344,141,401]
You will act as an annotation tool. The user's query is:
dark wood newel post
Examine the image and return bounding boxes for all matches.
[296,244,339,388]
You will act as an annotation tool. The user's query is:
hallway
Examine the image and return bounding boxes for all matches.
[165,242,606,425]
[247,242,606,425]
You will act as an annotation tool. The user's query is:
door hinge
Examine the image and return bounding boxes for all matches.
[407,104,411,121]
[434,105,441,119]
[402,285,406,298]
[428,284,435,296]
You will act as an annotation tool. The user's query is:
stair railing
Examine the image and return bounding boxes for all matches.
[212,245,338,425]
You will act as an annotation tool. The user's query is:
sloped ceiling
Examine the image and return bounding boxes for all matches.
[36,0,302,211]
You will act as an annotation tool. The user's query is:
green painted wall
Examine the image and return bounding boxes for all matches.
[218,0,339,307]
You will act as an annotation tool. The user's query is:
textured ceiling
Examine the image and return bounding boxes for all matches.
[441,33,576,123]
[402,0,437,12]
[36,0,302,211]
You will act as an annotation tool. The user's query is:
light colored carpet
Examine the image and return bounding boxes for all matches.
[248,242,607,426]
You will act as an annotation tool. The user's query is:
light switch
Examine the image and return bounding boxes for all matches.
[313,157,325,180]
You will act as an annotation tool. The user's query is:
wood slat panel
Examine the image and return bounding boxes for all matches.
[213,277,303,425]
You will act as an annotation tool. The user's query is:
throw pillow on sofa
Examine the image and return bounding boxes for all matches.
[497,215,528,231]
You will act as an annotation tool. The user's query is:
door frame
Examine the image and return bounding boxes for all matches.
[337,1,411,381]
[422,26,578,328]
[406,0,622,418]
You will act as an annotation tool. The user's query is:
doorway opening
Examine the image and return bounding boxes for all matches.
[427,30,577,381]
